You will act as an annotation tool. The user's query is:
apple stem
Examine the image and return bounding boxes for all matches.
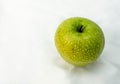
[77,25,84,33]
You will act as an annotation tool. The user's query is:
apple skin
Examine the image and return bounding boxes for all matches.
[55,17,105,66]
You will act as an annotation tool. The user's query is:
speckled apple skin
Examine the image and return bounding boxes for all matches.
[55,17,105,66]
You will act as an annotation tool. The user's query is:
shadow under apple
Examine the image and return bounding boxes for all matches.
[54,56,119,84]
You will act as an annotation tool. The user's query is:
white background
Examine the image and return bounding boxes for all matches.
[0,0,120,84]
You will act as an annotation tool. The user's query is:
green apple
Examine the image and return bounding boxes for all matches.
[54,17,105,66]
